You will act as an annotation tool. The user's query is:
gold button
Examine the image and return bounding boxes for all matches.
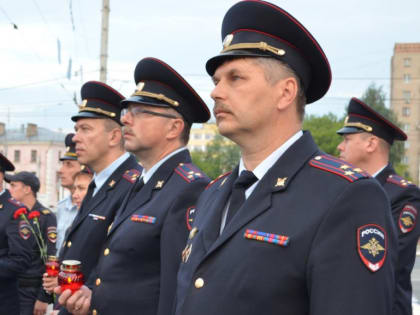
[67,241,72,248]
[194,278,204,289]
[92,310,97,315]
[96,278,101,286]
[104,248,110,256]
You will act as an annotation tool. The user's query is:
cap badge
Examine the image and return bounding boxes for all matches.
[223,34,234,48]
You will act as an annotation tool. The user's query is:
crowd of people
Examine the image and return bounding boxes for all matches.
[1,1,420,315]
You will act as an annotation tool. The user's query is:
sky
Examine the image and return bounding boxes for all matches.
[0,0,419,133]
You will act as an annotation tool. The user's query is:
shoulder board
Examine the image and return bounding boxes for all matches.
[41,209,51,215]
[123,169,141,184]
[175,163,205,183]
[8,198,24,207]
[206,171,232,189]
[387,174,416,188]
[309,155,370,183]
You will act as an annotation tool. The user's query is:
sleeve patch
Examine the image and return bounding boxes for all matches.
[186,206,196,230]
[175,163,205,183]
[309,155,370,182]
[19,221,32,240]
[399,205,417,233]
[123,169,141,184]
[206,171,232,189]
[387,174,415,188]
[47,226,57,243]
[357,224,387,272]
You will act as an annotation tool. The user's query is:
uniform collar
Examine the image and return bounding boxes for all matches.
[92,152,131,194]
[372,164,388,178]
[0,188,5,197]
[141,147,187,184]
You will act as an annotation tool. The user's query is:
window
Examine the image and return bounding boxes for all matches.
[402,107,411,116]
[404,142,410,149]
[31,150,37,163]
[403,91,411,104]
[404,58,411,67]
[194,134,202,140]
[14,150,20,162]
[404,74,411,83]
[403,124,410,132]
[403,156,409,164]
[205,134,213,140]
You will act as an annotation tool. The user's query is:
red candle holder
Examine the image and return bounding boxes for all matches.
[58,260,84,293]
[45,256,60,277]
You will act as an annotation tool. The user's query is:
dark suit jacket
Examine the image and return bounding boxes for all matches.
[175,131,397,315]
[376,164,420,315]
[59,154,141,281]
[0,190,34,315]
[89,150,209,315]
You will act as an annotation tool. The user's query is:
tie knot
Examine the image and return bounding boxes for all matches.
[234,170,258,189]
[89,181,96,190]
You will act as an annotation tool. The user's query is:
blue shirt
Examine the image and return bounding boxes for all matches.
[56,195,78,253]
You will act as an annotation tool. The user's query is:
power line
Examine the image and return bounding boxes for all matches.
[0,5,18,29]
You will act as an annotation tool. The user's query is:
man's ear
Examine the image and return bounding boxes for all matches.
[166,118,185,141]
[366,135,379,153]
[275,76,298,111]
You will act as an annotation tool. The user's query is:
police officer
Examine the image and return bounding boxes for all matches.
[174,1,397,315]
[0,154,34,315]
[337,97,420,315]
[56,133,81,252]
[6,171,57,315]
[55,81,142,314]
[57,57,211,315]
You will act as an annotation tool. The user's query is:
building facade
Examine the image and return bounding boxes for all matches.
[0,123,66,208]
[188,123,219,152]
[391,43,420,183]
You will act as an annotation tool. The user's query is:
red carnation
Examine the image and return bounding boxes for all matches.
[13,207,28,220]
[28,211,41,220]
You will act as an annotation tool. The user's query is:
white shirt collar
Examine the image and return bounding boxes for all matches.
[372,164,388,178]
[0,188,5,197]
[238,130,303,198]
[141,147,187,184]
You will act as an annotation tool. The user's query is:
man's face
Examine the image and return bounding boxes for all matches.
[72,174,91,209]
[120,104,179,156]
[0,172,4,190]
[73,118,111,167]
[337,133,369,166]
[210,58,280,140]
[58,160,81,189]
[9,181,29,202]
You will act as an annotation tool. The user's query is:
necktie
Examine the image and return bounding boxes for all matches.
[225,170,258,225]
[129,177,144,201]
[81,180,96,208]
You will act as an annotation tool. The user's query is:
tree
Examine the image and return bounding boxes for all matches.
[303,113,344,156]
[191,134,241,180]
[359,83,409,177]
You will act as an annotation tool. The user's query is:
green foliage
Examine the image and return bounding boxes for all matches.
[359,83,405,167]
[191,134,240,180]
[303,113,344,155]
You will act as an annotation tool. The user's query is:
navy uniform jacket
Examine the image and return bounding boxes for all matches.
[59,155,141,279]
[0,190,34,315]
[89,150,210,315]
[376,164,420,315]
[18,201,57,303]
[175,132,397,315]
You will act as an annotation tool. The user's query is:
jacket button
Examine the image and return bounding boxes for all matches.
[104,248,110,256]
[194,278,204,289]
[92,310,97,315]
[67,241,72,248]
[96,278,101,286]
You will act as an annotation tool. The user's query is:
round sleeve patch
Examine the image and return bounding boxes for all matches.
[357,224,387,272]
[399,205,417,234]
[186,206,196,231]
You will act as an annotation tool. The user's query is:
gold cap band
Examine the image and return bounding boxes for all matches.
[221,41,286,56]
[131,90,179,107]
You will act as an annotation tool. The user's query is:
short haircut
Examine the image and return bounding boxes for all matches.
[101,118,124,149]
[252,57,307,120]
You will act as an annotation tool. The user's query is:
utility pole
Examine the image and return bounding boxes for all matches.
[99,0,110,83]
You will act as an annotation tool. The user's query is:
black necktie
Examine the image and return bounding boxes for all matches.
[225,170,258,225]
[81,180,96,207]
[130,177,144,200]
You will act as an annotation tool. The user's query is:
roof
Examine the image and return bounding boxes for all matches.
[0,126,65,143]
